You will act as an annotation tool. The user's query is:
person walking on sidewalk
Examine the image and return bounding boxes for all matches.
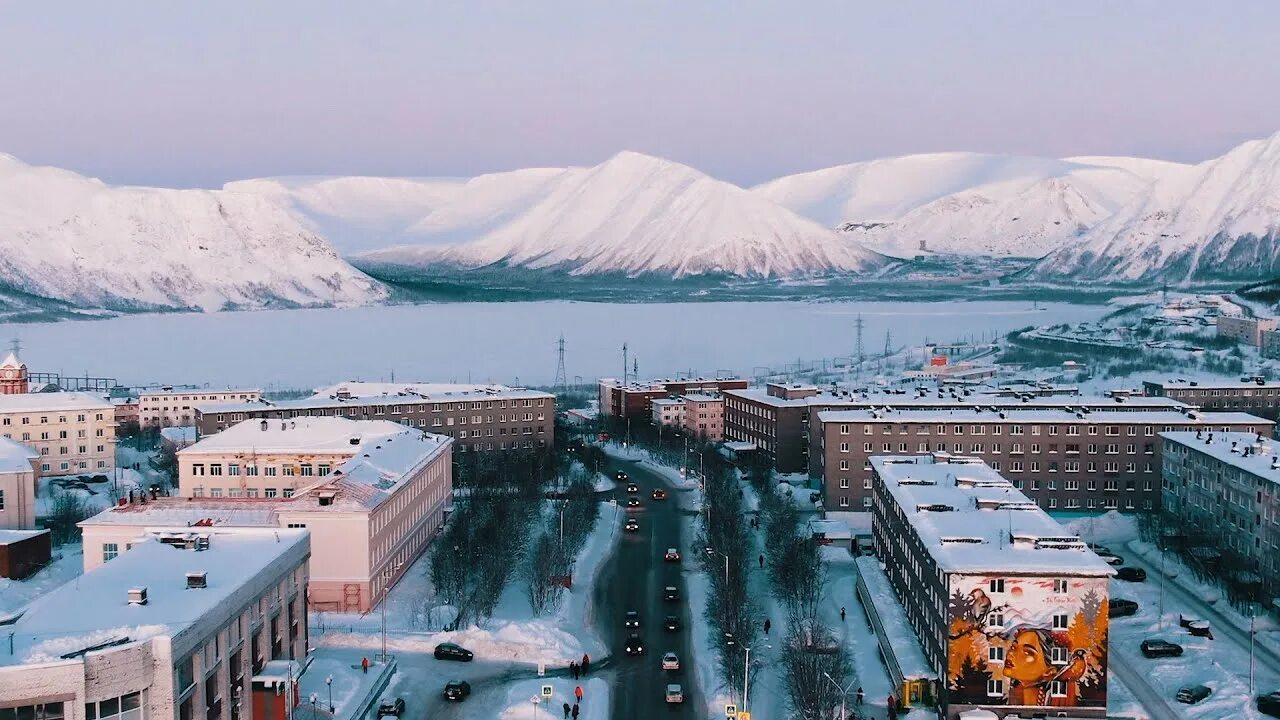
[360,657,368,674]
[562,702,571,719]
[758,553,764,568]
[841,606,847,622]
[571,704,580,720]
[581,653,591,675]
[570,661,578,679]
[855,686,863,705]
[763,618,771,636]
[574,686,584,702]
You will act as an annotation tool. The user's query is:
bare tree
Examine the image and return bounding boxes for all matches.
[783,620,854,720]
[45,488,91,545]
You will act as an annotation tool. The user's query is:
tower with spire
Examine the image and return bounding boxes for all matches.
[0,340,28,395]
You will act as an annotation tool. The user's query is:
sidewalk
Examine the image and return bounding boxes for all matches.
[300,651,396,720]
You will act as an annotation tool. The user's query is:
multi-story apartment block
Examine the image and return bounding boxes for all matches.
[1263,329,1280,360]
[597,377,748,419]
[81,417,452,612]
[1160,429,1280,600]
[0,436,39,530]
[681,394,724,441]
[139,387,262,428]
[195,383,554,454]
[0,527,310,720]
[815,408,1273,512]
[1216,314,1277,346]
[723,382,1191,475]
[1143,376,1280,421]
[0,392,116,476]
[651,398,685,428]
[871,454,1113,719]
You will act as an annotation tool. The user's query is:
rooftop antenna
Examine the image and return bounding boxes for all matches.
[622,343,629,385]
[553,333,568,391]
[633,356,639,382]
[854,315,865,381]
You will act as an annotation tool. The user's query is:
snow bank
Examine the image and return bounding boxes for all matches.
[1060,510,1139,546]
[0,544,84,615]
[498,677,609,720]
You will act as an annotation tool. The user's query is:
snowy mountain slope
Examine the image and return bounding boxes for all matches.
[1033,131,1280,283]
[359,151,886,278]
[0,153,385,311]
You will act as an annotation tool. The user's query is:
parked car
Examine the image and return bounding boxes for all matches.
[443,681,471,701]
[651,488,668,500]
[1140,639,1184,658]
[377,698,405,717]
[1180,614,1214,638]
[1258,690,1280,718]
[1087,543,1112,555]
[1176,685,1212,704]
[434,643,474,661]
[626,497,642,509]
[626,482,639,494]
[1116,567,1147,582]
[662,652,680,671]
[664,615,681,632]
[1108,598,1139,617]
[665,684,684,703]
[1097,552,1125,566]
[664,586,679,601]
[624,518,639,532]
[664,547,681,562]
[624,634,645,656]
[625,610,641,628]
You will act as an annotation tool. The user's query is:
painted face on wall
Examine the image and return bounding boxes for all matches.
[1004,629,1056,685]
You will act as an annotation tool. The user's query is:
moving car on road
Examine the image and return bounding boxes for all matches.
[1116,567,1146,582]
[626,497,642,510]
[624,518,639,532]
[616,471,629,482]
[664,586,679,601]
[664,615,681,632]
[625,610,641,628]
[443,681,471,702]
[626,482,640,493]
[1176,685,1211,704]
[1140,639,1184,658]
[377,698,405,717]
[651,488,668,500]
[664,547,681,562]
[434,643,474,661]
[1258,690,1280,717]
[1107,598,1139,617]
[662,652,680,671]
[665,684,684,703]
[624,634,645,656]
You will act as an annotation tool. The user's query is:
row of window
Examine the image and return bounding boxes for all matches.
[839,422,1165,437]
[0,412,106,425]
[837,440,1155,455]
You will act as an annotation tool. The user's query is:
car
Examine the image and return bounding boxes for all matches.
[1140,639,1184,658]
[1258,690,1280,718]
[1087,543,1112,555]
[615,471,629,482]
[625,610,641,628]
[626,497,642,509]
[1116,567,1147,582]
[1098,552,1125,566]
[624,518,639,532]
[665,684,684,703]
[664,615,681,632]
[664,586,679,601]
[662,652,680,671]
[443,680,471,702]
[377,698,405,717]
[1180,614,1214,638]
[624,634,645,656]
[626,482,640,493]
[1108,598,1139,617]
[652,488,668,500]
[1176,685,1212,704]
[664,547,681,562]
[433,642,474,661]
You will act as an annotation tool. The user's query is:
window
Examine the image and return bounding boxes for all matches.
[986,679,1004,697]
[0,489,4,510]
[103,543,119,562]
[86,693,143,720]
[988,578,1005,593]
[988,646,1005,662]
[1052,613,1069,629]
[1049,679,1067,697]
[4,703,65,720]
[986,611,1004,627]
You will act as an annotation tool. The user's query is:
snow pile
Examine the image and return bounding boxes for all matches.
[497,678,609,720]
[1060,510,1140,546]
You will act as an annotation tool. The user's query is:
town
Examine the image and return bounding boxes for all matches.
[3,290,1280,720]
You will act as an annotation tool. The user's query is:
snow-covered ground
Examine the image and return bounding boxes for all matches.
[36,470,142,517]
[0,543,83,615]
[495,677,609,720]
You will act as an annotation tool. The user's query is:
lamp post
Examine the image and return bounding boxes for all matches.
[823,671,857,720]
[380,561,403,661]
[742,646,751,715]
[309,693,317,720]
[325,675,333,714]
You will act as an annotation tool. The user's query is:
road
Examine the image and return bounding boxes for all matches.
[595,456,702,720]
[1108,649,1182,720]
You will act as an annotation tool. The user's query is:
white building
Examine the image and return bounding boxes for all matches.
[139,388,262,428]
[0,435,40,530]
[651,397,684,428]
[0,527,310,720]
[0,392,116,476]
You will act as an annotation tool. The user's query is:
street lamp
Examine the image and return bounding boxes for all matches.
[309,693,317,720]
[325,675,333,714]
[823,671,857,720]
[379,561,404,661]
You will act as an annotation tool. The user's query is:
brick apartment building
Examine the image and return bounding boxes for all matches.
[1217,314,1277,346]
[597,377,748,419]
[139,387,262,428]
[1143,376,1280,421]
[870,454,1113,719]
[195,383,554,454]
[815,407,1273,512]
[681,394,724,441]
[723,382,1191,475]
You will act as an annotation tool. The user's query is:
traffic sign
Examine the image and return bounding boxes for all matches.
[725,704,737,717]
[541,685,554,698]
[737,712,751,720]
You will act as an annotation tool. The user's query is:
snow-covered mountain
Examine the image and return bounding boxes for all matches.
[754,153,1188,258]
[0,153,384,312]
[357,152,886,278]
[1033,131,1280,283]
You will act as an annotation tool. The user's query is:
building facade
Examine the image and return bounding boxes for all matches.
[1143,377,1280,421]
[871,454,1113,719]
[1216,315,1277,346]
[0,528,310,720]
[0,352,29,395]
[815,408,1273,512]
[0,436,40,530]
[597,377,748,419]
[139,388,262,428]
[0,392,116,476]
[681,394,724,441]
[651,398,684,428]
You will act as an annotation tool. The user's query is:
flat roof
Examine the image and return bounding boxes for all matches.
[681,393,722,402]
[0,391,113,413]
[312,381,521,398]
[1,528,307,666]
[816,407,1268,426]
[160,426,198,443]
[855,556,935,680]
[725,386,1188,411]
[871,454,1115,576]
[1144,375,1280,390]
[1161,430,1280,486]
[180,417,409,455]
[0,528,48,545]
[80,502,281,527]
[140,388,260,397]
[0,435,38,473]
[195,385,553,414]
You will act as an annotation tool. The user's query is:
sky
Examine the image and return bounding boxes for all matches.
[2,1,1279,188]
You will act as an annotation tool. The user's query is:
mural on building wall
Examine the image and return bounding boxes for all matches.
[946,576,1108,709]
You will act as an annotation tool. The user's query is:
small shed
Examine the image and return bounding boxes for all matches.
[0,528,52,579]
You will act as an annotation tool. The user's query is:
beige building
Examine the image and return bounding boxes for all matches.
[0,392,116,476]
[681,393,724,441]
[1217,314,1278,346]
[83,417,453,612]
[651,398,684,428]
[139,388,262,428]
[0,527,310,720]
[0,436,40,530]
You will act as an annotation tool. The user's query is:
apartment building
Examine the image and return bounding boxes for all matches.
[82,417,453,612]
[195,383,554,454]
[871,454,1113,719]
[139,388,262,428]
[815,407,1273,512]
[597,377,748,419]
[0,392,116,476]
[1143,376,1280,421]
[0,436,39,530]
[723,382,1191,475]
[1161,429,1280,601]
[681,393,724,441]
[651,398,684,428]
[1217,314,1277,346]
[0,527,310,720]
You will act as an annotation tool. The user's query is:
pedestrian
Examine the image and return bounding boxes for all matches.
[841,606,847,622]
[887,695,896,716]
[581,653,591,675]
[758,553,764,568]
[763,618,771,636]
[855,687,863,705]
[570,660,578,679]
[562,702,571,719]
[574,685,584,702]
[360,657,368,674]
[571,704,580,720]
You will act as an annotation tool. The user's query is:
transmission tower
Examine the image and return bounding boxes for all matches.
[633,357,639,381]
[854,315,865,380]
[553,333,568,391]
[883,329,892,358]
[622,343,629,385]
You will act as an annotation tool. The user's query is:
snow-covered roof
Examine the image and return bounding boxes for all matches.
[871,454,1115,576]
[817,407,1267,426]
[1143,375,1280,390]
[80,503,281,527]
[1161,430,1280,486]
[180,417,408,455]
[0,435,38,473]
[1,351,25,369]
[599,376,744,391]
[726,386,1188,411]
[681,393,722,402]
[651,398,684,407]
[0,528,48,546]
[1,528,308,666]
[0,391,113,413]
[854,556,935,681]
[313,381,525,398]
[195,384,553,414]
[160,426,198,444]
[140,388,260,398]
[807,519,852,540]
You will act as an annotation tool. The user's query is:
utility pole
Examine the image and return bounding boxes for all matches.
[622,343,629,385]
[854,315,865,380]
[742,646,751,714]
[553,334,568,391]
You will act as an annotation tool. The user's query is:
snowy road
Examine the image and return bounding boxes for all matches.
[1108,648,1182,720]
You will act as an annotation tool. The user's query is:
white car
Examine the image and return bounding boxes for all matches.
[665,684,683,703]
[664,547,681,562]
[662,652,680,671]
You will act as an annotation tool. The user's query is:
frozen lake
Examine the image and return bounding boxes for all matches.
[1,300,1106,390]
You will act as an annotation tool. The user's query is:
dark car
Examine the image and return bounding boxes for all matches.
[434,642,474,661]
[624,517,640,532]
[664,586,679,601]
[1176,685,1211,704]
[664,615,681,632]
[1140,639,1184,658]
[625,610,641,628]
[624,633,645,656]
[626,482,640,493]
[1258,691,1280,718]
[652,488,668,500]
[616,471,629,482]
[377,698,405,717]
[443,681,471,702]
[626,497,642,510]
[1116,567,1147,582]
[1108,598,1139,618]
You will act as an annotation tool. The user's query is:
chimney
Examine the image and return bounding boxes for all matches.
[186,572,208,589]
[128,587,148,605]
[260,419,268,432]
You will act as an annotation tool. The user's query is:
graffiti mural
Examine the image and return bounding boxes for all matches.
[946,575,1108,709]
